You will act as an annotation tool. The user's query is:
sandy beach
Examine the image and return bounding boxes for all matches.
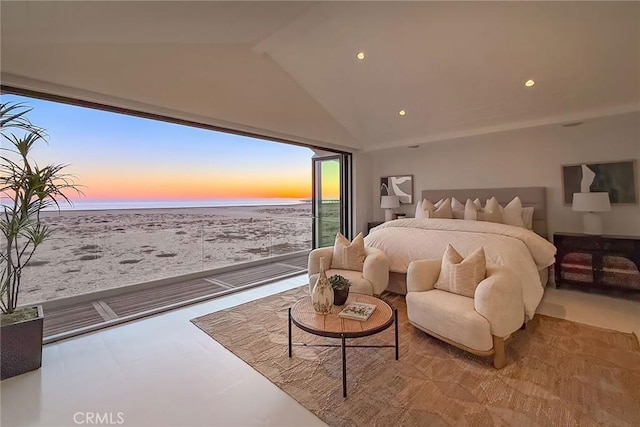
[19,203,313,304]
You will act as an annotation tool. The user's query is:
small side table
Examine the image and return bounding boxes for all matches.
[367,221,384,234]
[288,294,398,397]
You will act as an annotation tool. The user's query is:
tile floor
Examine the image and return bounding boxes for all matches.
[2,277,638,427]
[537,285,640,341]
[1,275,325,427]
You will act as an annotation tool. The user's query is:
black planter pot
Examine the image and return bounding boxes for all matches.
[1,305,44,380]
[333,289,349,306]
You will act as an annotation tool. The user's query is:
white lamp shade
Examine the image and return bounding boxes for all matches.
[380,195,400,209]
[572,192,611,212]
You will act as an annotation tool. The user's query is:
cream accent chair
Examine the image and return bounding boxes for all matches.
[308,246,389,296]
[406,259,524,369]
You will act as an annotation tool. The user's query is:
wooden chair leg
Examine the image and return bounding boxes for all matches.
[492,336,506,369]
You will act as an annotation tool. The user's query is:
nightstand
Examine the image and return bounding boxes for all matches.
[554,232,640,292]
[367,221,384,234]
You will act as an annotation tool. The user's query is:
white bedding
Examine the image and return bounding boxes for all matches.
[364,218,557,319]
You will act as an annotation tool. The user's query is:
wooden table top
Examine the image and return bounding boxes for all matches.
[290,294,394,339]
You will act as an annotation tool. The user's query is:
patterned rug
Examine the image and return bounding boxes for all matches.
[191,287,640,426]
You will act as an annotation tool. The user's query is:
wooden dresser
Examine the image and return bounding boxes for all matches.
[554,232,640,292]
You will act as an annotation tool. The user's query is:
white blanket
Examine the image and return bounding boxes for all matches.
[364,218,557,319]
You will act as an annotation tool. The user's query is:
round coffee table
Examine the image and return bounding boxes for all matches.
[288,294,398,397]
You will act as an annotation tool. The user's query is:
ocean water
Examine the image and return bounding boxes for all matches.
[41,198,310,211]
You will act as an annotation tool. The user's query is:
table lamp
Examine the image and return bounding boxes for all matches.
[572,192,611,235]
[381,195,400,222]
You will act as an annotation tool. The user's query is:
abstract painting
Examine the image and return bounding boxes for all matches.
[381,175,413,204]
[562,160,637,204]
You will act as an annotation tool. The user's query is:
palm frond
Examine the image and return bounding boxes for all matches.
[0,102,47,139]
[1,102,81,314]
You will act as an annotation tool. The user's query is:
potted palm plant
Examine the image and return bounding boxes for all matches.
[1,102,79,379]
[329,274,351,306]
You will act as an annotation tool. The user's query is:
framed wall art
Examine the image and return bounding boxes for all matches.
[562,160,637,205]
[380,175,413,204]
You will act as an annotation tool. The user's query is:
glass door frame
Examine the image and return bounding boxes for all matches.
[311,153,352,249]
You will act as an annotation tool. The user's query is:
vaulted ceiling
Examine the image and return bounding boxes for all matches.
[2,1,638,152]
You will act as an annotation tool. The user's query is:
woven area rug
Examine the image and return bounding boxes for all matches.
[191,287,640,426]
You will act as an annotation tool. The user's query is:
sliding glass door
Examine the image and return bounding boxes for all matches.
[312,153,351,248]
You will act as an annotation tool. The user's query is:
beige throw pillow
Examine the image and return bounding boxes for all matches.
[434,244,487,298]
[464,198,503,223]
[332,232,366,271]
[481,197,504,224]
[423,198,453,219]
[500,196,525,228]
[416,198,445,219]
[451,197,465,219]
[464,199,480,220]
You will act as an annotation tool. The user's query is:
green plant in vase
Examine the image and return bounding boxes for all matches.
[0,102,81,379]
[329,274,351,306]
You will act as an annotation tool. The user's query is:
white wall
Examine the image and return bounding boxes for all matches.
[352,151,373,237]
[359,112,640,238]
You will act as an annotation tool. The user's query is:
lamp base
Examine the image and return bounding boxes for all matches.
[384,209,394,222]
[582,213,603,235]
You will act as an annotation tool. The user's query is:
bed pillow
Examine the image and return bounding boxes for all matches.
[500,196,525,228]
[451,197,465,219]
[425,198,453,219]
[415,199,423,218]
[415,198,443,218]
[332,232,365,271]
[464,198,503,223]
[464,198,480,220]
[416,198,451,219]
[434,244,486,298]
[522,207,535,230]
[482,197,504,224]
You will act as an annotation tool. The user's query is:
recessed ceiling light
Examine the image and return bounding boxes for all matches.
[525,79,535,87]
[398,110,406,116]
[356,52,365,60]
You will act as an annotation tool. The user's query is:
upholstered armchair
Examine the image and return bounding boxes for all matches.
[405,259,524,369]
[308,246,389,297]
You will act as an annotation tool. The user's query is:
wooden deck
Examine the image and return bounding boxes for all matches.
[42,252,309,342]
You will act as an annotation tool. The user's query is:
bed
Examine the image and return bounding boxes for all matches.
[364,187,557,320]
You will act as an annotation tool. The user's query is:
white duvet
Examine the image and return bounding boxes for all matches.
[364,218,557,319]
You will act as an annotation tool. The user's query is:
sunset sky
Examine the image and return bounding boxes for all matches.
[1,93,341,202]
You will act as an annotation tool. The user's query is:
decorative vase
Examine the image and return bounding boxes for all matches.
[333,288,349,306]
[311,257,334,314]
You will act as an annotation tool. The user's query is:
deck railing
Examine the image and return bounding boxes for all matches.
[19,216,333,306]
